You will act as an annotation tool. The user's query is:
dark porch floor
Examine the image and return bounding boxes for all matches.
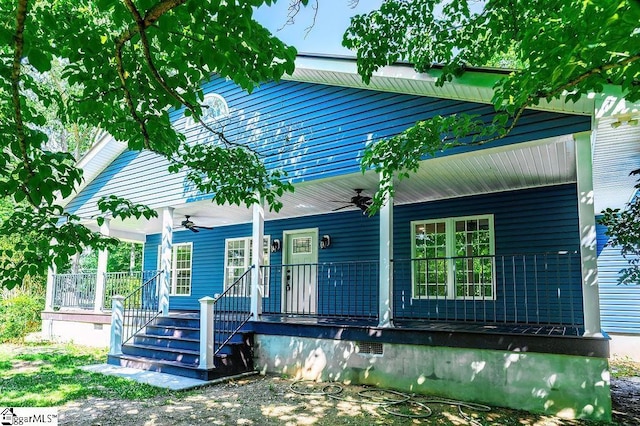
[170,310,583,336]
[258,314,584,337]
[167,310,607,358]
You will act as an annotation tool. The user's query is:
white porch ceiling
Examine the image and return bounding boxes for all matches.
[98,135,577,240]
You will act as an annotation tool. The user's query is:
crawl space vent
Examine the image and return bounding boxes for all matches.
[356,341,383,355]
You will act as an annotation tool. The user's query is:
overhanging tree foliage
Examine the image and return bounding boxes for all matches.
[1,0,638,289]
[599,170,640,284]
[343,0,640,282]
[0,0,298,289]
[343,0,639,206]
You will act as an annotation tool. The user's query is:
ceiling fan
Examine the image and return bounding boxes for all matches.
[330,188,372,213]
[180,215,213,233]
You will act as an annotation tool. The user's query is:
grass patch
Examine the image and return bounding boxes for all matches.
[610,356,640,379]
[0,343,173,407]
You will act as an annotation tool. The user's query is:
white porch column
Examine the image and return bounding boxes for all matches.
[159,207,174,316]
[379,178,394,328]
[94,219,110,312]
[44,248,57,312]
[43,241,57,340]
[109,295,125,356]
[575,131,602,337]
[199,296,215,369]
[250,199,264,320]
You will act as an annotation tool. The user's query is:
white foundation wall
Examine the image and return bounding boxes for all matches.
[608,333,640,362]
[41,316,110,348]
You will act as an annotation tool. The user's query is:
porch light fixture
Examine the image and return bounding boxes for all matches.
[320,235,331,249]
[271,239,281,253]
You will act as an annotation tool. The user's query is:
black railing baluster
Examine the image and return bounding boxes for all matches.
[121,270,162,344]
[512,257,518,323]
[568,252,576,326]
[534,256,540,324]
[523,255,529,324]
[212,267,253,357]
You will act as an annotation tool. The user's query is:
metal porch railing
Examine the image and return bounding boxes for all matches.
[392,251,584,328]
[212,267,253,356]
[52,272,97,310]
[261,261,379,321]
[104,271,161,312]
[121,270,162,344]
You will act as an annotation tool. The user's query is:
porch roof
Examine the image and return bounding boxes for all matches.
[83,133,577,239]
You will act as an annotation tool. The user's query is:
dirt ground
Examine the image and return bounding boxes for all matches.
[58,373,640,426]
[610,377,640,425]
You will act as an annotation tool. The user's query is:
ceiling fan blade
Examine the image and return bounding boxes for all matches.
[189,227,200,233]
[196,226,214,230]
[332,205,352,211]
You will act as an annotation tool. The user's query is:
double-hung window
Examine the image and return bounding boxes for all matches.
[412,215,495,300]
[224,236,270,296]
[157,243,192,296]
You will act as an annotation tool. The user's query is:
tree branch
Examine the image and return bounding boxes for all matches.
[114,0,187,149]
[448,53,640,149]
[123,0,259,153]
[11,0,34,177]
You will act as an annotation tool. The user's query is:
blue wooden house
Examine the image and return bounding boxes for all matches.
[42,55,626,420]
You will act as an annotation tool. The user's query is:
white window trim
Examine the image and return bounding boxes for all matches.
[224,236,270,297]
[157,242,193,297]
[411,214,495,301]
[183,93,229,130]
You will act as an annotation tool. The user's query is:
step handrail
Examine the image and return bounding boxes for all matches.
[212,266,254,357]
[121,270,163,345]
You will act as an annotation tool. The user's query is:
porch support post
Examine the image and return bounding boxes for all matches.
[109,295,125,356]
[250,199,264,320]
[574,131,602,337]
[94,219,110,312]
[159,207,174,317]
[379,178,394,328]
[44,239,57,312]
[199,296,215,369]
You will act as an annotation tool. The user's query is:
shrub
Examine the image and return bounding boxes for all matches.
[0,293,44,342]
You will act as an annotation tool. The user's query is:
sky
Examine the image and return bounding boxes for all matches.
[253,1,384,56]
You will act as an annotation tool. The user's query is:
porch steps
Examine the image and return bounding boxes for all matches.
[107,313,254,381]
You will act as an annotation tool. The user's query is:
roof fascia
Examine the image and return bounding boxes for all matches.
[287,55,595,116]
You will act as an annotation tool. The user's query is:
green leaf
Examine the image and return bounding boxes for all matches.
[27,49,52,73]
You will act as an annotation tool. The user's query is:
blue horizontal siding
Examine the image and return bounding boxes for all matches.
[145,184,583,326]
[144,209,380,311]
[392,184,582,324]
[596,220,640,334]
[66,77,590,217]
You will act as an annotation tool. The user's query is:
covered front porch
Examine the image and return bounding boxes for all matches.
[43,131,604,343]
